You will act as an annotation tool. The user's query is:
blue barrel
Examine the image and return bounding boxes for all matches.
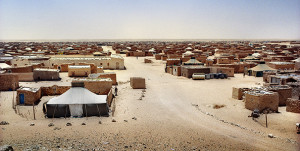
[219,73,225,79]
[214,73,219,79]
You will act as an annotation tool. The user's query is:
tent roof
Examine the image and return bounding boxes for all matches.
[47,87,107,105]
[249,64,276,72]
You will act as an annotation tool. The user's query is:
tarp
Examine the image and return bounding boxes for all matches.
[248,64,276,72]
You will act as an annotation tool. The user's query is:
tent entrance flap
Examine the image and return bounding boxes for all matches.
[69,104,83,117]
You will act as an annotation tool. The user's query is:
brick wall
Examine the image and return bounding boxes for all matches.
[97,73,117,85]
[267,86,292,106]
[0,74,19,91]
[41,85,71,96]
[286,98,300,113]
[245,92,279,112]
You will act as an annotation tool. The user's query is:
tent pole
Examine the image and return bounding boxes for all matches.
[64,105,67,119]
[96,104,101,118]
[52,104,57,122]
[85,104,88,120]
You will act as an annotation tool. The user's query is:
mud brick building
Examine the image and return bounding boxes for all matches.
[181,66,210,78]
[267,62,295,70]
[17,87,41,105]
[68,65,91,77]
[0,73,19,91]
[244,90,279,112]
[33,68,60,81]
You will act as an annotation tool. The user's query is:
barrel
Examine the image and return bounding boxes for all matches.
[218,73,225,79]
[205,74,210,80]
[192,73,205,80]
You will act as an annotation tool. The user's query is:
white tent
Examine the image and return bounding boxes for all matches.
[47,87,108,117]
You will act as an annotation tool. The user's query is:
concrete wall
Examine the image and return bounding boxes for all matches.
[0,74,19,91]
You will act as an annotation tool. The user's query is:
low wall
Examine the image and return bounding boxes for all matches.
[286,98,300,113]
[41,85,71,96]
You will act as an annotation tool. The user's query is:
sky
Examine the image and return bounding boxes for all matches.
[0,0,300,40]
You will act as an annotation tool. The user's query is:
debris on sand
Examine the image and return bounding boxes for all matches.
[132,117,137,120]
[66,123,72,126]
[81,123,86,125]
[213,104,226,109]
[112,119,116,122]
[268,134,274,138]
[0,121,9,125]
[0,145,13,151]
[54,127,61,130]
[30,123,35,126]
[98,121,102,124]
[48,123,54,127]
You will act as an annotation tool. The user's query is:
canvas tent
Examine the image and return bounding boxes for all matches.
[46,87,109,118]
[248,63,276,77]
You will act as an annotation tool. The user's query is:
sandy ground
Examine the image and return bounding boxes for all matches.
[0,46,299,150]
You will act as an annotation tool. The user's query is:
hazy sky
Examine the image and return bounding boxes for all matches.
[0,0,300,40]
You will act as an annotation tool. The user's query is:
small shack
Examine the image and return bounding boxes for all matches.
[33,68,60,81]
[130,77,146,89]
[46,87,109,118]
[17,87,41,105]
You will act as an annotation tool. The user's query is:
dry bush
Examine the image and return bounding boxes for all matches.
[213,104,226,109]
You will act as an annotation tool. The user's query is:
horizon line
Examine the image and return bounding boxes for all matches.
[1,38,300,42]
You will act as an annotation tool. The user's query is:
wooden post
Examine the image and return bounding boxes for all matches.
[33,103,36,120]
[265,113,268,128]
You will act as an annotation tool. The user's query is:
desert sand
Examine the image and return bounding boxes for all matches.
[0,47,299,150]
